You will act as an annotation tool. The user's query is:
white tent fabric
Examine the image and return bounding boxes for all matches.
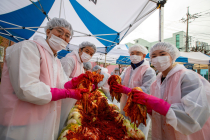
[91,49,129,64]
[67,43,130,64]
[66,43,210,65]
[91,44,130,64]
[0,0,158,53]
[115,51,210,65]
[31,0,158,50]
[180,52,210,64]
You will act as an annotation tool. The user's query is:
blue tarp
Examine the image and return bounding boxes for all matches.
[57,50,71,59]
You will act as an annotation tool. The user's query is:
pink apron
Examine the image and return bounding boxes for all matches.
[58,51,85,134]
[65,52,84,78]
[122,65,149,88]
[151,69,210,140]
[120,64,151,139]
[0,41,62,139]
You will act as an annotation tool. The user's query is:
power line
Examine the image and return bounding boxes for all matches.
[190,23,210,27]
[194,34,210,37]
[196,9,210,14]
[179,7,210,52]
[191,35,210,39]
[197,33,210,35]
[193,20,210,22]
[191,37,209,41]
[193,35,210,39]
[165,26,210,34]
[164,28,210,43]
[196,16,210,18]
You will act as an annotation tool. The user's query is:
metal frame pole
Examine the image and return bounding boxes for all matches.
[158,0,166,42]
[208,64,210,82]
[104,54,107,68]
[159,7,161,42]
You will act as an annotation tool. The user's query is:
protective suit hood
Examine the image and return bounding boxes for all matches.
[158,64,185,80]
[33,35,54,56]
[72,50,82,63]
[141,60,150,67]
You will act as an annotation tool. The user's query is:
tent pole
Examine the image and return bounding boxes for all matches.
[0,32,25,40]
[0,27,45,30]
[208,64,210,82]
[119,65,121,75]
[159,6,164,42]
[197,64,201,75]
[159,7,161,42]
[149,0,158,3]
[105,54,107,68]
[59,0,63,18]
[158,0,166,42]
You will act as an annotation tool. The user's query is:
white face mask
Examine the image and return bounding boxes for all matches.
[81,52,92,62]
[48,34,68,52]
[130,55,142,64]
[151,56,172,72]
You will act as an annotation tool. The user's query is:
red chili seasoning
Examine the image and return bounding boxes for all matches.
[62,72,143,140]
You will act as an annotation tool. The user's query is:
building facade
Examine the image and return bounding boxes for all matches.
[0,36,15,81]
[126,31,187,52]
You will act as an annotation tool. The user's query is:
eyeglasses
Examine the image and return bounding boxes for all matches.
[51,27,72,40]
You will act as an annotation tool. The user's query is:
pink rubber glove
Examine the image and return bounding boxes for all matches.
[147,107,152,116]
[91,84,96,92]
[50,88,88,101]
[132,90,171,116]
[64,74,89,89]
[112,84,132,95]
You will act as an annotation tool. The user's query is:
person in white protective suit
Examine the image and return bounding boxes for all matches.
[121,67,126,73]
[111,67,120,75]
[120,67,126,77]
[83,61,92,72]
[132,42,210,140]
[60,41,96,78]
[0,18,89,140]
[92,65,112,101]
[111,44,156,140]
[59,42,96,133]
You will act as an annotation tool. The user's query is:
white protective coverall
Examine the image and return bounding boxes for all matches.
[120,60,156,140]
[98,71,111,100]
[151,64,210,140]
[0,36,69,140]
[98,68,121,108]
[59,50,84,134]
[111,70,119,75]
[60,50,84,79]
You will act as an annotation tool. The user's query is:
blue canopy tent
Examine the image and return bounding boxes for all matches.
[116,56,131,65]
[0,0,158,54]
[0,0,53,42]
[175,56,188,63]
[116,52,210,65]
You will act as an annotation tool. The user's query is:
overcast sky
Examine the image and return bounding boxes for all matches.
[121,0,210,46]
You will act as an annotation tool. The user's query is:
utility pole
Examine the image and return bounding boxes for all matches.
[181,7,202,52]
[186,7,189,52]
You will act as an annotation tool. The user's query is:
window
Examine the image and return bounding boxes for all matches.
[176,34,180,49]
[0,46,4,62]
[136,40,138,43]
